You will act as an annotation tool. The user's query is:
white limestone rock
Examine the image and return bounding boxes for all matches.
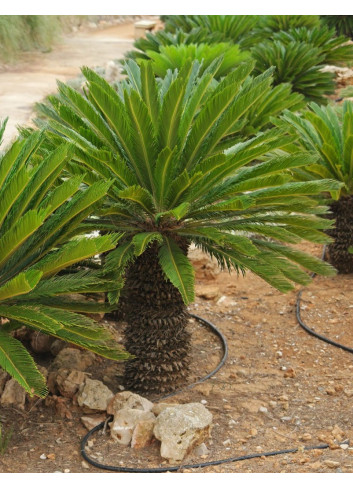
[110,408,156,445]
[77,378,113,411]
[153,403,213,462]
[107,390,153,415]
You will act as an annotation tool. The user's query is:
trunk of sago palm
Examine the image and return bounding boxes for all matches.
[120,242,191,395]
[327,195,353,273]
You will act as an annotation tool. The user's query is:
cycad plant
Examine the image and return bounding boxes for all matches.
[162,15,261,49]
[273,26,353,66]
[274,101,353,273]
[35,60,339,394]
[125,28,228,63]
[131,42,251,80]
[0,122,129,397]
[260,15,321,33]
[321,15,353,39]
[251,40,335,104]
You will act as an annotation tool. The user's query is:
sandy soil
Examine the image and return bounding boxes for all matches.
[0,244,353,474]
[0,20,137,147]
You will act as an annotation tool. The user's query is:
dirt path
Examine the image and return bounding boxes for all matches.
[0,21,136,147]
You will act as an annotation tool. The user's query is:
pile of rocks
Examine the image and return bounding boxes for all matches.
[0,346,213,463]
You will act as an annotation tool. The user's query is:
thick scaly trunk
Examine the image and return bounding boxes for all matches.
[327,195,353,274]
[120,242,191,395]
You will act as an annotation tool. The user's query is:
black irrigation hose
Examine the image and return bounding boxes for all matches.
[80,312,334,472]
[80,422,330,472]
[296,246,353,354]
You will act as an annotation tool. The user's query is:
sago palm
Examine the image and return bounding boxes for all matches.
[35,60,339,394]
[274,101,353,273]
[128,42,251,80]
[0,121,129,397]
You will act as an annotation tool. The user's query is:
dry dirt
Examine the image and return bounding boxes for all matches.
[0,243,353,474]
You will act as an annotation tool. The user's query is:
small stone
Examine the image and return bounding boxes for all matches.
[193,442,210,457]
[222,439,231,446]
[326,387,336,396]
[344,389,353,397]
[300,433,312,441]
[195,285,220,301]
[200,400,208,405]
[40,454,47,459]
[1,379,26,409]
[87,440,94,448]
[276,351,283,358]
[324,460,340,468]
[77,379,114,411]
[258,406,268,413]
[82,461,90,469]
[154,403,212,462]
[107,391,153,415]
[30,332,54,353]
[236,369,247,377]
[269,401,277,408]
[340,444,349,450]
[283,367,296,378]
[50,347,95,372]
[131,418,156,449]
[110,409,156,445]
[81,414,106,431]
[250,428,258,436]
[64,469,70,473]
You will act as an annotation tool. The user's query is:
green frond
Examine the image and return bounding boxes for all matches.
[158,237,195,305]
[0,330,48,397]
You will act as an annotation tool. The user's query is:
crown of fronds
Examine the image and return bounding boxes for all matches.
[36,60,339,308]
[0,122,129,397]
[251,40,335,104]
[274,101,353,199]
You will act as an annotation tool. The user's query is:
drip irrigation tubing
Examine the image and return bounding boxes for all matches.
[296,246,353,354]
[80,312,335,472]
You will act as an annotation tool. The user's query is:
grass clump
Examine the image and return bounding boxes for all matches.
[0,15,62,63]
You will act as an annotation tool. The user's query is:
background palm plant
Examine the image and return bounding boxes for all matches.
[273,101,353,273]
[321,15,353,39]
[35,60,340,394]
[251,40,335,104]
[161,15,262,49]
[272,26,353,66]
[0,121,129,397]
[125,42,251,80]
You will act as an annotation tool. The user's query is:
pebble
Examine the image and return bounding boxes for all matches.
[276,351,283,358]
[326,387,336,396]
[236,369,247,377]
[281,417,292,422]
[82,461,90,469]
[324,460,340,468]
[222,439,231,446]
[259,406,268,413]
[64,469,71,473]
[87,440,94,447]
[269,401,277,408]
[300,433,312,441]
[39,454,47,460]
[340,444,349,450]
[200,400,208,405]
